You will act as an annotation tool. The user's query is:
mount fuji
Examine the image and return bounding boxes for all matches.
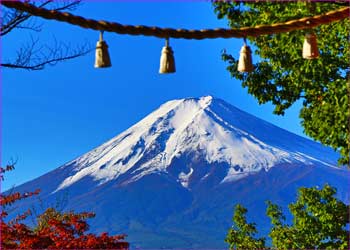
[9,96,349,249]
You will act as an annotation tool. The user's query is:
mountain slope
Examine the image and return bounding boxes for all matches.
[54,96,337,192]
[8,96,348,248]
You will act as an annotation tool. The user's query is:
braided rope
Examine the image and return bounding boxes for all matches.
[1,1,349,39]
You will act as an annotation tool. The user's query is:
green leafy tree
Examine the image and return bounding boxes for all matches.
[226,185,349,249]
[213,1,350,165]
[267,184,349,249]
[225,204,266,249]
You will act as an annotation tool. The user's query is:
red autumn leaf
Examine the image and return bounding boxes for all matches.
[1,164,129,249]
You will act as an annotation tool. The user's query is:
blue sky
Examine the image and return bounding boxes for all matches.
[1,2,304,191]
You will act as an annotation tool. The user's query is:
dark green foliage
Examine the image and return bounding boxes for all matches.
[226,185,349,249]
[225,204,266,249]
[213,1,350,165]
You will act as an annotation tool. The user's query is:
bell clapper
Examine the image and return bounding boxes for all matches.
[159,37,176,74]
[302,31,319,59]
[237,37,254,73]
[94,31,112,68]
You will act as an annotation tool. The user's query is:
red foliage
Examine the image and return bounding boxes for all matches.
[0,165,129,249]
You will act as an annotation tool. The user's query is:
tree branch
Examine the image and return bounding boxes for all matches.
[1,1,89,70]
[1,41,93,70]
[1,1,81,36]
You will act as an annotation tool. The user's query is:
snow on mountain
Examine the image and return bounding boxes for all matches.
[8,96,348,249]
[54,96,337,192]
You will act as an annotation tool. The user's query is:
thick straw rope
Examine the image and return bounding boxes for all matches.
[1,1,349,39]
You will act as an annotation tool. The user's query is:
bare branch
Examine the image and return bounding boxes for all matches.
[1,0,88,70]
[1,1,81,36]
[1,39,93,70]
[1,11,31,36]
[15,24,42,32]
[49,1,82,12]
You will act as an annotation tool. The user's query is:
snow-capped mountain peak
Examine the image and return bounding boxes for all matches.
[55,96,337,192]
[10,96,348,249]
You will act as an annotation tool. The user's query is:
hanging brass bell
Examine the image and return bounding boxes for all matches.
[302,32,319,59]
[238,43,253,73]
[159,38,176,74]
[95,31,111,68]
